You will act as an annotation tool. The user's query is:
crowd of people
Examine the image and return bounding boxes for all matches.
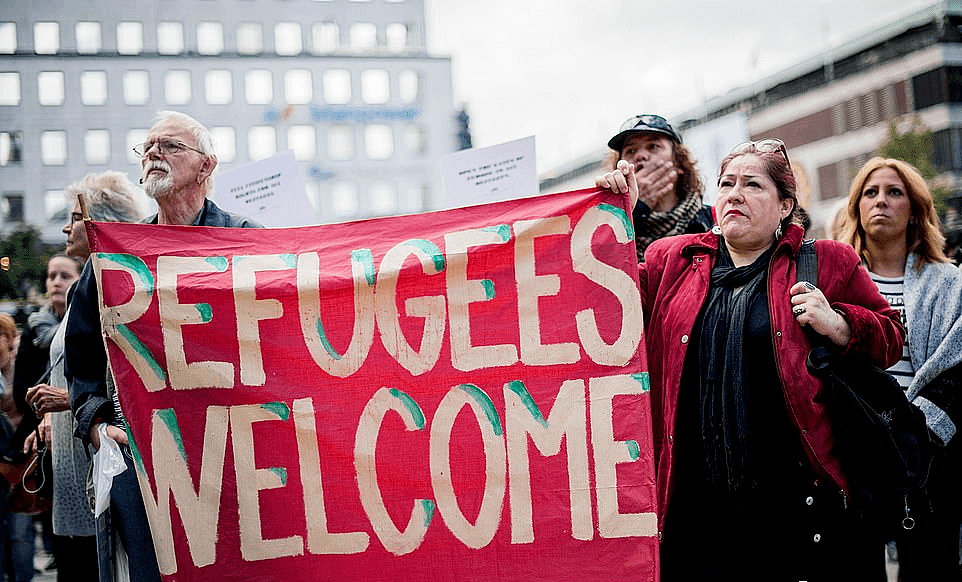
[0,108,959,581]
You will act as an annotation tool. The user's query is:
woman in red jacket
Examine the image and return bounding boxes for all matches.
[598,140,904,581]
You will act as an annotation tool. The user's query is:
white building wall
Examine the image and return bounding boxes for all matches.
[0,0,456,243]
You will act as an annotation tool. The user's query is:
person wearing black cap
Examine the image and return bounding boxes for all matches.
[597,114,713,261]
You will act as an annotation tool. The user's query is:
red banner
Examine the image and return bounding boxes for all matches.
[87,187,658,581]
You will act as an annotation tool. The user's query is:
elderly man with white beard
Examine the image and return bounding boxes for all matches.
[64,111,261,581]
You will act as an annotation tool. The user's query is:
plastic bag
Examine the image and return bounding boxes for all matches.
[92,423,127,517]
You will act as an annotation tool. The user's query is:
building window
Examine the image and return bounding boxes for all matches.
[405,184,426,212]
[126,129,148,164]
[249,126,277,161]
[398,70,419,103]
[197,22,224,55]
[311,23,338,53]
[205,70,232,105]
[0,73,20,105]
[37,71,65,106]
[364,124,393,159]
[0,23,15,54]
[288,126,315,161]
[75,22,101,54]
[403,124,427,156]
[385,23,407,51]
[237,23,263,54]
[275,22,302,56]
[328,124,354,159]
[912,68,946,111]
[245,70,272,105]
[323,69,351,104]
[2,193,24,223]
[45,190,67,222]
[284,69,312,104]
[123,71,150,105]
[210,126,235,163]
[41,131,66,165]
[34,22,59,54]
[361,69,389,104]
[0,131,22,166]
[165,70,191,105]
[117,22,143,55]
[332,182,358,217]
[370,183,396,215]
[84,129,110,164]
[81,71,107,105]
[350,23,377,50]
[157,22,184,55]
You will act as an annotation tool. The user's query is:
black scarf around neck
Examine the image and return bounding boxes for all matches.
[697,240,775,493]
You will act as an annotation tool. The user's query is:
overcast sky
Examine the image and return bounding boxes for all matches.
[424,0,931,174]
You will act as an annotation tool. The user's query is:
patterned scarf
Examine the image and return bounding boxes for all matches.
[634,190,706,261]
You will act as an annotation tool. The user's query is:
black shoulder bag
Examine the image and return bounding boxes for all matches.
[796,240,933,530]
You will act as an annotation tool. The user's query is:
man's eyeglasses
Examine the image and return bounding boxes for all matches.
[132,139,206,158]
[619,114,673,133]
[731,139,791,169]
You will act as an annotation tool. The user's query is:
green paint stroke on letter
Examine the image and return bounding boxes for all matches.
[420,499,435,527]
[117,324,166,382]
[507,380,547,427]
[631,372,651,393]
[406,239,445,272]
[598,203,635,239]
[351,249,376,286]
[389,388,425,430]
[626,440,640,461]
[480,279,495,300]
[195,303,213,323]
[316,319,342,361]
[269,467,288,485]
[99,253,155,296]
[205,256,229,272]
[261,402,290,421]
[280,253,297,268]
[482,224,511,242]
[459,384,503,436]
[157,408,187,461]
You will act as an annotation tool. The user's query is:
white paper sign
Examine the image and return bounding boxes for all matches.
[213,150,315,227]
[441,136,537,208]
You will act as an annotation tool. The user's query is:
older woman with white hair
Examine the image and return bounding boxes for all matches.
[24,171,142,582]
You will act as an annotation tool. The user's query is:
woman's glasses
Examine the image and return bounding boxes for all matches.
[731,139,791,169]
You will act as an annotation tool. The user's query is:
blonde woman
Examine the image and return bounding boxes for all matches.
[842,157,962,581]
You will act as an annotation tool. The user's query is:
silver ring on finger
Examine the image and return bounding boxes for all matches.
[793,306,805,316]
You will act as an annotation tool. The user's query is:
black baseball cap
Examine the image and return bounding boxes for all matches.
[607,114,682,151]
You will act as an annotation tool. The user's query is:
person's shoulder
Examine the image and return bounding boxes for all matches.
[812,238,860,262]
[647,230,715,257]
[202,199,264,228]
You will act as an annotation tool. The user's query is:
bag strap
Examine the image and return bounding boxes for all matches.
[796,240,829,351]
[796,239,818,286]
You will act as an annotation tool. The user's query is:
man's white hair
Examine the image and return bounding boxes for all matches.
[152,110,216,195]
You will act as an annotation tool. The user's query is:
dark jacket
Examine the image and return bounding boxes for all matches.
[639,224,905,534]
[65,199,262,444]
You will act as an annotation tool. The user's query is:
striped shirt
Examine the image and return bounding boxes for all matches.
[869,272,914,388]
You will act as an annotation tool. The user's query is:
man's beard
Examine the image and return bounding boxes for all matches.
[143,162,173,199]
